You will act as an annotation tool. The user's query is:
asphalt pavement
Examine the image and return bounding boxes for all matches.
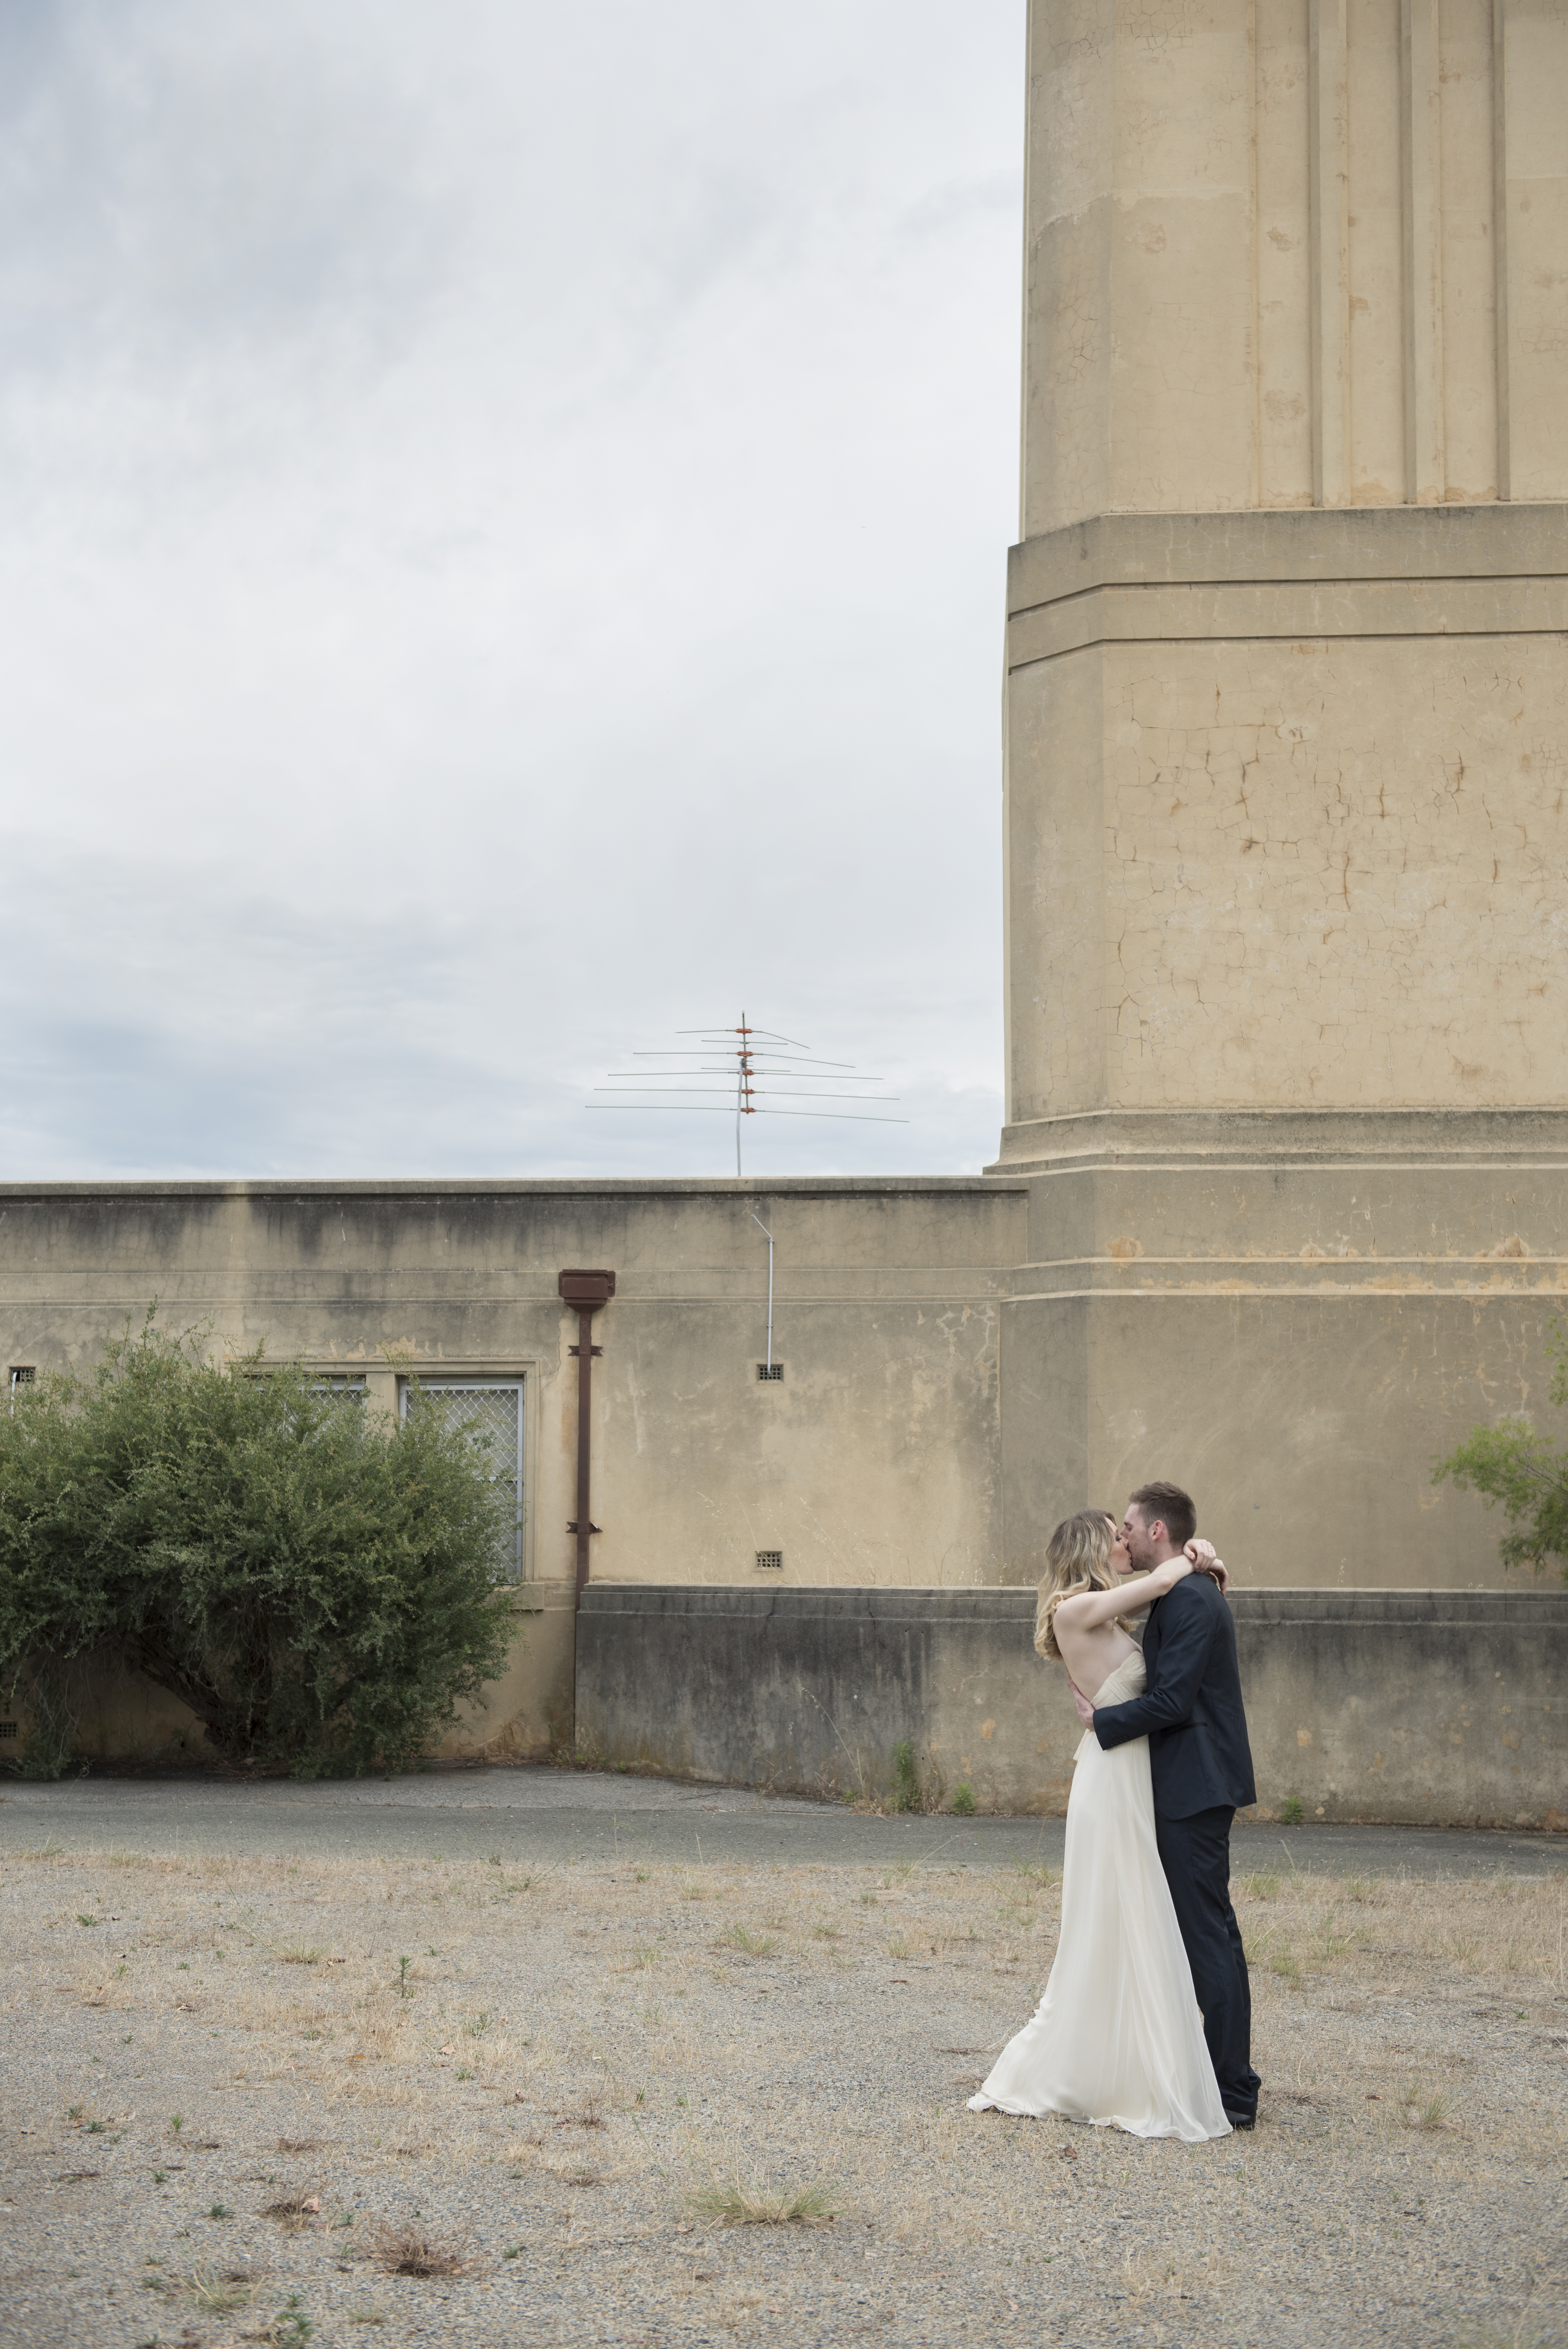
[0,1763,1561,1876]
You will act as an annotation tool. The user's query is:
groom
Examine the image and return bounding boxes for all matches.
[1072,1479,1262,2131]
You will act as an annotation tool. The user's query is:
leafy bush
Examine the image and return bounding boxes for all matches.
[8,1655,78,1780]
[1434,1320,1568,1579]
[951,1781,975,1817]
[0,1320,518,1776]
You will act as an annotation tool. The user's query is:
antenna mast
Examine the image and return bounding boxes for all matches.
[587,1012,907,1175]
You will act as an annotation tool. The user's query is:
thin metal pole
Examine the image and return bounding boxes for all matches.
[573,1308,594,1597]
[559,1268,614,1606]
[751,1213,774,1370]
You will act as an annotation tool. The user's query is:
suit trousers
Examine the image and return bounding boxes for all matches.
[1155,1805,1261,2123]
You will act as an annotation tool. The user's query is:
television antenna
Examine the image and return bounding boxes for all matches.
[587,1011,907,1176]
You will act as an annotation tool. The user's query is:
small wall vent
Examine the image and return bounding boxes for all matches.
[756,1362,784,1382]
[0,1722,17,1739]
[754,1550,784,1572]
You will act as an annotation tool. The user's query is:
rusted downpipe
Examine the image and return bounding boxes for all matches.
[558,1269,615,1602]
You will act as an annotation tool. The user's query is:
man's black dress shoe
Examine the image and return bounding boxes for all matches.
[1224,2109,1256,2130]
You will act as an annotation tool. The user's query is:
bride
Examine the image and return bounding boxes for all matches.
[968,1510,1232,2144]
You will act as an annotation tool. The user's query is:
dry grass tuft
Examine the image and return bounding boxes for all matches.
[190,2265,253,2313]
[1397,2083,1453,2132]
[690,2176,838,2228]
[712,1924,780,1957]
[261,2193,321,2230]
[372,2227,470,2279]
[554,2089,605,2130]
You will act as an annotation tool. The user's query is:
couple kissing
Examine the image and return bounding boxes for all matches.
[969,1481,1261,2142]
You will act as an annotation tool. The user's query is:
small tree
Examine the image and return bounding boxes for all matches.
[1433,1321,1568,1579]
[0,1319,518,1777]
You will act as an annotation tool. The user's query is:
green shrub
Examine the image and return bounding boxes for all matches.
[951,1782,975,1817]
[1434,1319,1568,1578]
[0,1319,517,1777]
[9,1654,79,1780]
[1278,1795,1304,1826]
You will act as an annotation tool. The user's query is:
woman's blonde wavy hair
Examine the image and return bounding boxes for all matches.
[1033,1509,1129,1661]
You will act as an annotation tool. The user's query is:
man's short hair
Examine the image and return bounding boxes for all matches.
[1128,1481,1197,1548]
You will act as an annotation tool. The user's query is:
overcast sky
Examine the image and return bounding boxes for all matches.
[0,1,1023,1181]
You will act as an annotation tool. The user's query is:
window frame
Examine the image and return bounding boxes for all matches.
[399,1374,528,1584]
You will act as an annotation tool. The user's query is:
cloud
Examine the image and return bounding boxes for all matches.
[0,0,1021,1180]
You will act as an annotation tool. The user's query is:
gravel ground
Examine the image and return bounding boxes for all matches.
[1,1830,1564,2349]
[1,1765,1560,1877]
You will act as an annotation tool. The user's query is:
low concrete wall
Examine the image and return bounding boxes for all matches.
[576,1584,1568,1828]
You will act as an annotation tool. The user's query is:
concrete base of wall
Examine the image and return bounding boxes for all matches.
[575,1583,1568,1828]
[25,1584,579,1773]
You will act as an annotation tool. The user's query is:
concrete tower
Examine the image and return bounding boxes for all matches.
[992,0,1568,1584]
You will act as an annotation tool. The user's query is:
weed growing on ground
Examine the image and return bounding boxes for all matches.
[691,2176,839,2228]
[262,2194,321,2230]
[890,1742,921,1812]
[555,2089,605,2131]
[372,2229,469,2279]
[713,1924,779,1957]
[190,2267,252,2314]
[1398,2084,1451,2132]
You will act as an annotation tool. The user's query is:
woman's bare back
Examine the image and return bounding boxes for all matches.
[1051,1615,1139,1706]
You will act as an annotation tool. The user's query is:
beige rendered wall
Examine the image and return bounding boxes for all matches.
[1000,507,1568,1125]
[1022,0,1568,530]
[996,5,1568,1608]
[0,1179,1023,1764]
[997,1118,1568,1588]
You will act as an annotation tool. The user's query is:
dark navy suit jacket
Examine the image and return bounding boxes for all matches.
[1092,1574,1256,1819]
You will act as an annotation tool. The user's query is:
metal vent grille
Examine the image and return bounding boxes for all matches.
[9,1367,34,1389]
[756,1363,784,1381]
[0,1722,16,1739]
[755,1549,783,1572]
[403,1380,524,1580]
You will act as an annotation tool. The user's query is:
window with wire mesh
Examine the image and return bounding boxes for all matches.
[9,1367,34,1391]
[755,1549,784,1572]
[402,1380,525,1580]
[312,1376,365,1402]
[756,1362,784,1381]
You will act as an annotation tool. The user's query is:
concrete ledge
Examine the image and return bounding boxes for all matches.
[1007,576,1568,667]
[0,1175,1026,1204]
[1007,504,1568,610]
[576,1583,1568,1827]
[988,1105,1568,1174]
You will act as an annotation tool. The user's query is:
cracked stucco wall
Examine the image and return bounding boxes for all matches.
[1009,623,1568,1116]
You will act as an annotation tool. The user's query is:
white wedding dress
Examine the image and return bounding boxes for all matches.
[968,1650,1231,2143]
